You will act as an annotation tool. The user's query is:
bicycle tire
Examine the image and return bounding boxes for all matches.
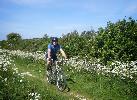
[47,70,55,84]
[56,75,67,91]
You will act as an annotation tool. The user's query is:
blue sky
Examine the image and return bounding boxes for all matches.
[0,0,137,40]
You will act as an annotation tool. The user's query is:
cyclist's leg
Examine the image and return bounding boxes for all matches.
[47,58,52,74]
[53,56,58,63]
[45,53,52,76]
[46,58,53,83]
[45,53,51,70]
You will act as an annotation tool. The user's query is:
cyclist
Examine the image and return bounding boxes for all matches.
[45,37,67,76]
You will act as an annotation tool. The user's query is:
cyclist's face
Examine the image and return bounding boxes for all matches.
[53,41,57,45]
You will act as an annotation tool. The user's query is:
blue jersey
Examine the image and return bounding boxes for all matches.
[47,43,61,58]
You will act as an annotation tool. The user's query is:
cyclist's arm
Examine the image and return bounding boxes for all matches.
[60,48,67,59]
[48,48,51,59]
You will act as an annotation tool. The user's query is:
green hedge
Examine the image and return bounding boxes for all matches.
[0,17,137,64]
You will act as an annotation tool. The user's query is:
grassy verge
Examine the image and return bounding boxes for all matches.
[11,56,79,100]
[64,66,137,100]
[13,56,137,100]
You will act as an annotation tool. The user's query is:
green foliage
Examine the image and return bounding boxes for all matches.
[60,30,96,58]
[95,18,137,64]
[6,33,22,50]
[0,40,9,49]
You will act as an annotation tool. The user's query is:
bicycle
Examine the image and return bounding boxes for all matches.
[46,57,69,92]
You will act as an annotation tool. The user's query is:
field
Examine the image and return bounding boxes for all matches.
[1,49,137,100]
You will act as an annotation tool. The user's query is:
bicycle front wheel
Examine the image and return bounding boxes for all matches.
[56,74,67,91]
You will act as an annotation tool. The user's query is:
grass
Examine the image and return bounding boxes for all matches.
[12,56,78,100]
[12,55,137,100]
[65,68,137,100]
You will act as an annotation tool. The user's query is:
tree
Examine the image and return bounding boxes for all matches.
[95,17,137,64]
[43,34,49,39]
[7,33,22,49]
[81,29,96,39]
[0,40,8,49]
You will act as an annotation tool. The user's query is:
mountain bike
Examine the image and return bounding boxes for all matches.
[46,57,68,92]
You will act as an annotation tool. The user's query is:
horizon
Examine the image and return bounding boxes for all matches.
[0,0,137,40]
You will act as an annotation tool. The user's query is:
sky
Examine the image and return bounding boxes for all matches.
[0,0,137,40]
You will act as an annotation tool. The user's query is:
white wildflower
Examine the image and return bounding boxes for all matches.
[20,79,23,82]
[4,78,7,82]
